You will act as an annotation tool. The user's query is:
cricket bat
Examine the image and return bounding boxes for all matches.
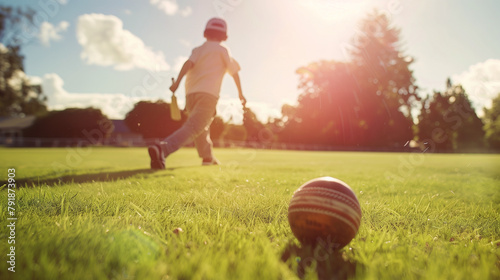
[170,78,181,121]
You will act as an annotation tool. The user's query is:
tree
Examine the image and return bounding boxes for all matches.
[220,124,247,143]
[24,108,113,143]
[350,10,418,113]
[417,79,484,152]
[417,91,455,152]
[210,115,226,142]
[0,6,36,45]
[452,87,484,151]
[242,106,270,143]
[281,62,363,146]
[124,100,186,139]
[280,10,417,148]
[348,10,418,147]
[0,5,47,117]
[483,93,500,151]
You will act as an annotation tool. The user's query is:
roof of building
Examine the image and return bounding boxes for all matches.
[0,116,36,130]
[111,120,136,135]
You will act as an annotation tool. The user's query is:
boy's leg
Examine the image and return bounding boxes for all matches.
[194,123,213,158]
[194,120,219,165]
[148,143,165,170]
[160,93,218,156]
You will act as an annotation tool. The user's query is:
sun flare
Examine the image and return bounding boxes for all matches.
[298,0,371,22]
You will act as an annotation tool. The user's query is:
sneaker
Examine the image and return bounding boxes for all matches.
[148,143,165,170]
[202,157,220,166]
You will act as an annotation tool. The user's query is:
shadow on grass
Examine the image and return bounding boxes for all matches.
[1,168,163,188]
[281,242,358,280]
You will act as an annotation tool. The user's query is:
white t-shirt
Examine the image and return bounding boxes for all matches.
[185,41,240,98]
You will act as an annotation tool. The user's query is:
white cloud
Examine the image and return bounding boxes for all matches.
[36,73,281,123]
[247,102,282,123]
[0,43,8,54]
[38,21,69,46]
[37,73,281,122]
[39,73,147,119]
[180,6,192,17]
[7,70,28,91]
[173,56,188,72]
[151,0,177,15]
[179,39,192,48]
[77,14,169,71]
[452,59,500,114]
[217,98,281,124]
[149,0,192,17]
[27,75,43,86]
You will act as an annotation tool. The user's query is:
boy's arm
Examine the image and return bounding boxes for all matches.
[232,72,246,107]
[170,60,194,93]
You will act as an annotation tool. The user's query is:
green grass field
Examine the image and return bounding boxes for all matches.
[0,147,499,280]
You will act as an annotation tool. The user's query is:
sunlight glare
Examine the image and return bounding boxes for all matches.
[298,0,370,23]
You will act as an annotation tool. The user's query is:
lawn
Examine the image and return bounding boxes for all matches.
[0,147,499,279]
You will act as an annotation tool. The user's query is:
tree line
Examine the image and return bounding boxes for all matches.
[1,6,499,152]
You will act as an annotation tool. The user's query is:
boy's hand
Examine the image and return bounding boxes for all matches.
[170,78,179,94]
[232,73,246,107]
[170,60,193,94]
[239,93,247,107]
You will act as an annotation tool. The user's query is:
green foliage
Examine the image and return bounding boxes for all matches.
[418,79,485,152]
[483,93,500,150]
[124,100,186,139]
[0,6,36,45]
[0,5,47,117]
[210,115,226,141]
[220,124,247,142]
[243,106,272,143]
[23,107,113,141]
[351,10,418,111]
[0,148,499,279]
[282,11,418,148]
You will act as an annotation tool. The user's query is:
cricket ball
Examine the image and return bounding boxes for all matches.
[288,177,361,249]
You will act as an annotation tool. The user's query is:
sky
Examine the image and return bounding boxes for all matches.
[3,0,500,122]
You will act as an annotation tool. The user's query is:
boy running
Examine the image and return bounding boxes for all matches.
[148,17,246,169]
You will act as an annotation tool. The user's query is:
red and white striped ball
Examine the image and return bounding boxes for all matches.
[288,177,362,248]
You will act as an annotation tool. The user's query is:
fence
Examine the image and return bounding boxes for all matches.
[0,136,421,153]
